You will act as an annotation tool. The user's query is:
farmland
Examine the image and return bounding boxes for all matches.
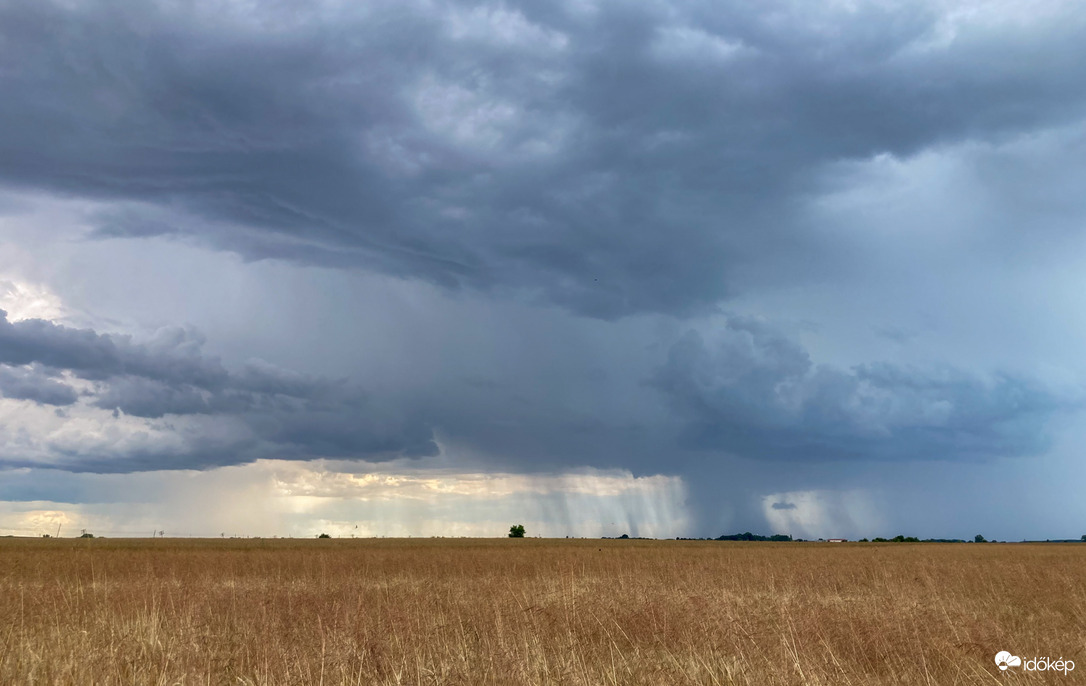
[1,538,1082,684]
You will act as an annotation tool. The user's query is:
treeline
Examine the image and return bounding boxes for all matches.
[860,536,966,543]
[676,533,974,543]
[676,532,794,542]
[717,532,793,541]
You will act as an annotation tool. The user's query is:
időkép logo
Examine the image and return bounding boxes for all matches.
[995,650,1074,675]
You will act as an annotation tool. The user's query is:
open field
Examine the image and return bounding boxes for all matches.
[1,538,1083,685]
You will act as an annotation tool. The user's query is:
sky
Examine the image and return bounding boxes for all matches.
[2,0,1086,540]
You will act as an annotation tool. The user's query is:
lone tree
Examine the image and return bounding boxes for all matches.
[508,524,526,538]
[975,534,987,543]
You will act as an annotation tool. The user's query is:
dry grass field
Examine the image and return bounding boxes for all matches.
[0,538,1083,685]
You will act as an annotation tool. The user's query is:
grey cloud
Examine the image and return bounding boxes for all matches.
[0,364,79,406]
[2,0,1085,540]
[0,310,226,386]
[654,318,1075,463]
[770,502,796,511]
[4,1,1086,316]
[0,308,342,412]
[92,207,183,239]
[0,310,436,469]
[873,326,916,344]
[90,376,216,417]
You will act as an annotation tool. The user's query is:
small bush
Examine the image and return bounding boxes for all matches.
[317,533,331,539]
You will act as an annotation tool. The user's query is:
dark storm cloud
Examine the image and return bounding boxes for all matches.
[0,310,436,469]
[3,1,1086,316]
[0,308,227,387]
[3,0,1086,540]
[0,364,79,406]
[653,317,1076,463]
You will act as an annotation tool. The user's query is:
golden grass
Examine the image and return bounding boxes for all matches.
[1,538,1083,684]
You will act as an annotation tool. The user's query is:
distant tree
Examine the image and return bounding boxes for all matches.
[618,533,630,539]
[714,532,792,542]
[317,533,331,539]
[508,524,526,538]
[1081,535,1086,542]
[79,532,94,539]
[858,538,869,542]
[974,534,987,543]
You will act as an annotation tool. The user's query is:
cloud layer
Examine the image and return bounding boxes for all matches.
[0,310,436,470]
[4,0,1086,318]
[2,0,1086,536]
[655,317,1074,463]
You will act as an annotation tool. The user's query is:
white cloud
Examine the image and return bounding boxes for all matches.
[0,279,67,322]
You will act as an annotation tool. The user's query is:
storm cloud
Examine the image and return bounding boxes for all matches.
[0,364,79,407]
[654,317,1075,463]
[0,310,436,470]
[2,0,1086,537]
[4,0,1086,318]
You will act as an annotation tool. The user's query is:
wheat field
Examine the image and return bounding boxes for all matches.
[1,538,1082,684]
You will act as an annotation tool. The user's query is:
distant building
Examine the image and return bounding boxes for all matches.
[827,538,847,543]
